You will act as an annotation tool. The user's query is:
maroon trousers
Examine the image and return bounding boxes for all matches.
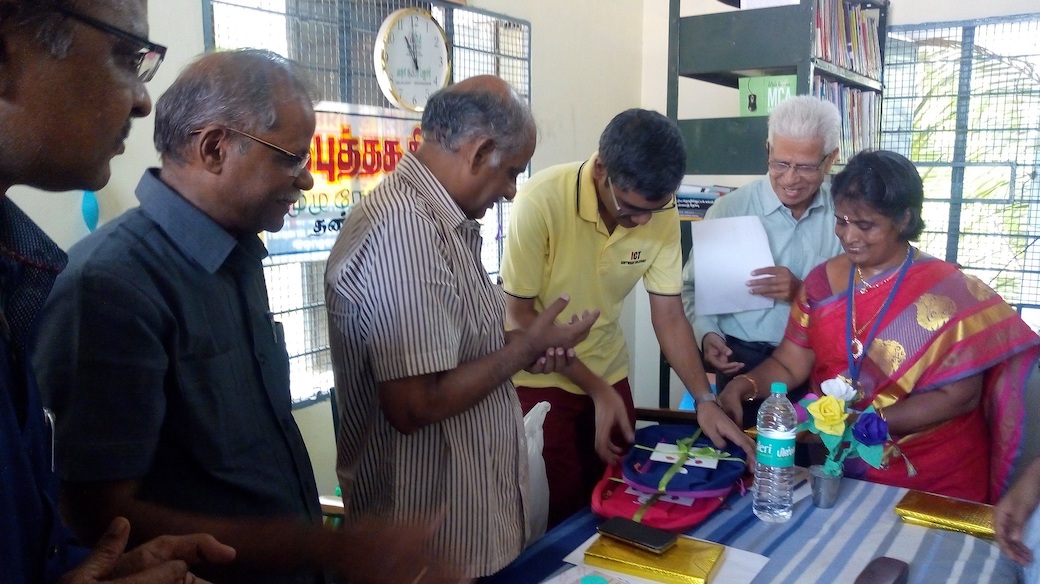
[517,379,636,528]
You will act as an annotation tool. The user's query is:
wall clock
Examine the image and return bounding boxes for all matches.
[373,8,452,112]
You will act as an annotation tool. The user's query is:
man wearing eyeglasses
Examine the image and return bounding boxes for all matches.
[34,49,458,584]
[0,1,242,583]
[500,109,756,528]
[681,95,844,429]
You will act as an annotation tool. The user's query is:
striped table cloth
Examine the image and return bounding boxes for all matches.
[484,478,1022,584]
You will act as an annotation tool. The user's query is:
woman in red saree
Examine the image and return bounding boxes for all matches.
[721,150,1040,503]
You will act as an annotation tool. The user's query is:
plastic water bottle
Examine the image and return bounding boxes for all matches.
[753,382,798,522]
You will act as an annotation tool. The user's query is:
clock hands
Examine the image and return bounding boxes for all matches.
[404,22,419,71]
[375,9,448,111]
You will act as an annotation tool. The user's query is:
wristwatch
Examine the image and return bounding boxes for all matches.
[694,393,718,408]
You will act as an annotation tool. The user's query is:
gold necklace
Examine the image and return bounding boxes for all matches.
[855,246,912,295]
[850,292,887,359]
[849,246,914,359]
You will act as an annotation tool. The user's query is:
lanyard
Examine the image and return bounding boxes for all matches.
[845,249,914,384]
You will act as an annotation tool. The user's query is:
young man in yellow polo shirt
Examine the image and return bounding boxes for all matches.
[501,109,756,527]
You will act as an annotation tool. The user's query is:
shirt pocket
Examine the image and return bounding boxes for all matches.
[172,350,267,470]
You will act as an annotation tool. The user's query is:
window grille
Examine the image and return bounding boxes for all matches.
[882,14,1040,330]
[204,0,531,403]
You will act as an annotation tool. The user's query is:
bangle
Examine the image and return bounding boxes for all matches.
[733,374,758,402]
[694,393,718,408]
[877,404,887,422]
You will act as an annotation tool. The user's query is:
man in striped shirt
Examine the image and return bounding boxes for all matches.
[325,75,598,578]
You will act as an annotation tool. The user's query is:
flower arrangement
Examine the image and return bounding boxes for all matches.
[796,377,889,478]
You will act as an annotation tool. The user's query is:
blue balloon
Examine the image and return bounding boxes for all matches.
[82,190,99,232]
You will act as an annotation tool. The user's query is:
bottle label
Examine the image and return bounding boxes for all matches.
[757,429,796,467]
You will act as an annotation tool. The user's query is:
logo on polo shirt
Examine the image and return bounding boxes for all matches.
[621,250,646,266]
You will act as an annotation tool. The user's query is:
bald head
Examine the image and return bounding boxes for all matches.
[449,74,515,95]
[154,49,314,164]
[420,75,535,165]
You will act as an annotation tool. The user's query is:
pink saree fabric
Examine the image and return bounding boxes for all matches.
[787,252,1040,503]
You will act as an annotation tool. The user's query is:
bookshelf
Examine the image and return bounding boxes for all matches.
[657,0,887,408]
[666,0,888,175]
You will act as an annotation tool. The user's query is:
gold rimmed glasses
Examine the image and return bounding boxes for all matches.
[191,127,311,178]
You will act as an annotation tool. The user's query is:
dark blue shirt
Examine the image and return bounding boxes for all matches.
[35,170,322,584]
[0,197,85,584]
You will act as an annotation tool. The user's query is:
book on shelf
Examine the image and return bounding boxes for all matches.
[812,76,880,164]
[677,183,733,222]
[738,75,798,117]
[814,0,883,81]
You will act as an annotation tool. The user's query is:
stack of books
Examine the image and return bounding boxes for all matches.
[812,77,881,163]
[677,183,733,222]
[814,0,884,81]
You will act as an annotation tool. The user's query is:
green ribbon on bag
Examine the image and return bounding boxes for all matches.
[633,428,741,493]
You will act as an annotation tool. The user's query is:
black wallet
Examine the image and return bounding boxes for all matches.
[596,517,678,555]
[854,556,910,584]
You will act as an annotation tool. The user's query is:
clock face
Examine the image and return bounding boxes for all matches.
[374,8,451,112]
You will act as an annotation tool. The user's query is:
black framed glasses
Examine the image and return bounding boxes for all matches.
[607,177,676,218]
[767,153,830,177]
[192,128,311,178]
[50,4,166,82]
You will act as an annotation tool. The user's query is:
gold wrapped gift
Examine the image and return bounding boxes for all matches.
[893,490,995,540]
[584,534,725,584]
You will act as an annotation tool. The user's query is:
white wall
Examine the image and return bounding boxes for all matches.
[11,0,1037,495]
[472,0,645,173]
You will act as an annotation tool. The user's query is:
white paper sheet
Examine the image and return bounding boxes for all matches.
[689,216,775,316]
[557,534,769,584]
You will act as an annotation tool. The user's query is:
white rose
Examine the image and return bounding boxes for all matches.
[821,377,856,401]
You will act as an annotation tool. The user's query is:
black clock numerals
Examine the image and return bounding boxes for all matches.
[375,8,448,111]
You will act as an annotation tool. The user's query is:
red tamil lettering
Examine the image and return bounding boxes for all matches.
[408,127,422,153]
[383,140,403,172]
[337,125,361,180]
[311,136,337,182]
[360,139,382,176]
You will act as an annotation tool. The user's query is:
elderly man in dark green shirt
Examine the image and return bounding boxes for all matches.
[35,49,457,584]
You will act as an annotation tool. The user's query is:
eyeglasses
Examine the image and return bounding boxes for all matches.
[49,4,166,82]
[192,127,311,178]
[607,177,676,218]
[767,153,829,177]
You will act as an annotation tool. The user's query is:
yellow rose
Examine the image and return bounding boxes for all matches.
[807,395,848,436]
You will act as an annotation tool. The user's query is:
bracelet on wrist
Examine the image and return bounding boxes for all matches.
[694,392,718,408]
[733,374,759,402]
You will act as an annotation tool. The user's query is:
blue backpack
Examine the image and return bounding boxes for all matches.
[620,424,747,498]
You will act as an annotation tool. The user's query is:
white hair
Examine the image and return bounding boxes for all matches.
[767,96,842,153]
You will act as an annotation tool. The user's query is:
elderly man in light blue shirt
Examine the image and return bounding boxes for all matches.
[681,96,844,427]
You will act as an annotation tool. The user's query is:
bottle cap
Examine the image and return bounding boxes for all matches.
[771,382,788,395]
